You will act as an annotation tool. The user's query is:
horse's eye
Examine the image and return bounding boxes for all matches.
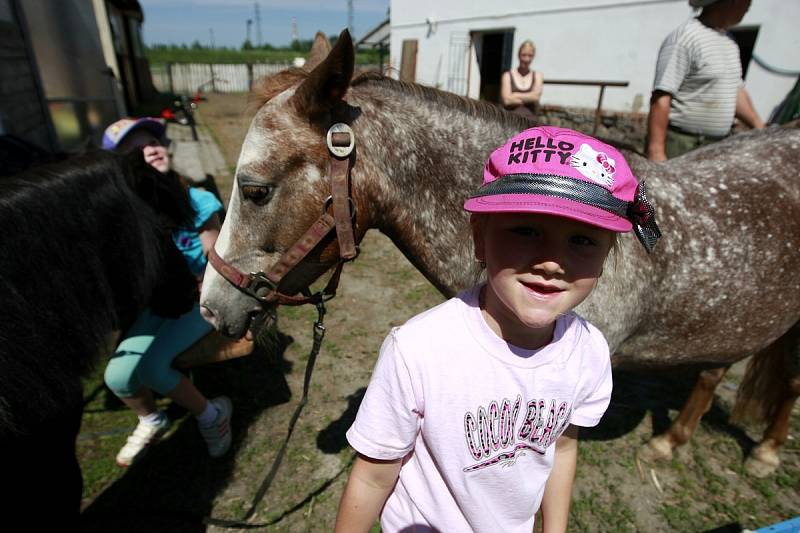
[241,184,273,205]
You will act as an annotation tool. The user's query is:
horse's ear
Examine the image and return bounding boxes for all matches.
[304,31,332,71]
[291,29,354,120]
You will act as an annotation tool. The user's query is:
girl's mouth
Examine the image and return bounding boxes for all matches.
[522,281,565,299]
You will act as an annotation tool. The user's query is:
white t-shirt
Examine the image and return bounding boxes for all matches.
[653,17,743,136]
[346,284,613,533]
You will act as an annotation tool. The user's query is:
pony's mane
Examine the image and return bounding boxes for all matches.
[252,68,309,109]
[0,151,196,435]
[351,72,533,129]
[251,69,533,130]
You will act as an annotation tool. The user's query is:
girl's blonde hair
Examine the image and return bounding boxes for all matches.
[518,40,536,56]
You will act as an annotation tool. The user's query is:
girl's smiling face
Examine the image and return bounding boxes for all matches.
[472,212,614,349]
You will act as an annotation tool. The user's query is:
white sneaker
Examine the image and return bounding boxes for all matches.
[115,414,171,467]
[198,396,233,458]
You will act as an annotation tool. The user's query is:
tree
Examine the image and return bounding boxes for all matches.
[242,39,254,50]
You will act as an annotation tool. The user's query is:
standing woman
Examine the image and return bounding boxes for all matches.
[101,117,233,467]
[500,40,544,120]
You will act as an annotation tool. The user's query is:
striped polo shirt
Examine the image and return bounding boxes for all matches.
[653,17,743,137]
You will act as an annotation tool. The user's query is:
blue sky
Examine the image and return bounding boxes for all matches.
[139,0,389,48]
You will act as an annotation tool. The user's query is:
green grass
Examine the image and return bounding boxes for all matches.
[146,48,380,65]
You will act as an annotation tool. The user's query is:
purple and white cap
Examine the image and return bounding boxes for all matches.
[101,117,166,151]
[464,126,661,252]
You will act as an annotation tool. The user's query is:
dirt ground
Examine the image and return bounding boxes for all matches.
[77,92,799,532]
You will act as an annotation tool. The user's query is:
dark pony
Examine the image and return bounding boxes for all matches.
[0,150,197,525]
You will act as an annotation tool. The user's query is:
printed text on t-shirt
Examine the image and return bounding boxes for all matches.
[462,395,571,472]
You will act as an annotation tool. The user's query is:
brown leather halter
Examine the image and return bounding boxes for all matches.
[208,122,359,307]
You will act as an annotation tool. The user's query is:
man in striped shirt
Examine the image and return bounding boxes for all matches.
[646,0,764,161]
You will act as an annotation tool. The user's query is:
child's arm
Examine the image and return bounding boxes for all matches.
[540,424,579,533]
[335,454,402,533]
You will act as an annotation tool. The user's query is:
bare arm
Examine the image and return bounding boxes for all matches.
[646,90,672,162]
[501,71,543,107]
[196,213,221,288]
[335,454,402,533]
[526,71,544,104]
[500,71,523,107]
[540,424,578,533]
[735,87,765,129]
[199,213,221,257]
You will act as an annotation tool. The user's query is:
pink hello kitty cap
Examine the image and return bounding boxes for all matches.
[464,126,661,252]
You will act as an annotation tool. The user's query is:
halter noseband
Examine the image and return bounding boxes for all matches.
[208,122,359,307]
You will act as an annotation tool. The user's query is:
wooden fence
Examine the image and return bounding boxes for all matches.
[150,63,293,94]
[151,63,380,94]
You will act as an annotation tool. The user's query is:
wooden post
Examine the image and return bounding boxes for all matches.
[400,39,418,83]
[593,84,607,135]
[209,63,216,93]
[247,62,254,91]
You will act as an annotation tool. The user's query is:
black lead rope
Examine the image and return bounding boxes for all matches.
[204,295,327,529]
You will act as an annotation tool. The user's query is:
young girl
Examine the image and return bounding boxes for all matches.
[335,126,660,533]
[101,117,233,467]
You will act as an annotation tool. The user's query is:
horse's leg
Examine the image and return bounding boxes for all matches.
[745,373,800,477]
[638,366,729,462]
[725,326,800,477]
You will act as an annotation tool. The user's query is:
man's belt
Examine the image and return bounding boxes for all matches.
[667,123,729,141]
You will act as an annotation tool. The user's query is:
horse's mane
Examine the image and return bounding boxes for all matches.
[252,68,533,131]
[351,72,533,129]
[0,151,194,435]
[252,68,309,109]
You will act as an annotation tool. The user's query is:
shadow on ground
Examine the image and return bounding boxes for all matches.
[80,332,294,532]
[583,368,756,455]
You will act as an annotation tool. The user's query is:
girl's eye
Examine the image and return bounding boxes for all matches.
[241,184,273,205]
[511,227,539,237]
[570,235,597,246]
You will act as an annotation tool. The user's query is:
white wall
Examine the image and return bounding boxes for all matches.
[390,0,800,120]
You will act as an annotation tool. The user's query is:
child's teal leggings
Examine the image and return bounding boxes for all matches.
[104,304,213,398]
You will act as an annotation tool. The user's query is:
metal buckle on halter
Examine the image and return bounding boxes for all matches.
[326,123,354,158]
[246,271,278,301]
[322,195,357,220]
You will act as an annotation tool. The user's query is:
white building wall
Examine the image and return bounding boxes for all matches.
[389,0,800,120]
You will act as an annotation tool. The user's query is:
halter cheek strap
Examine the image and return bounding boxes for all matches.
[208,122,358,307]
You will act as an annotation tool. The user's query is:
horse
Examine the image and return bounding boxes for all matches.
[199,31,800,479]
[0,150,198,525]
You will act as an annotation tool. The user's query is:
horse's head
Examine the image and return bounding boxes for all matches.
[201,30,362,338]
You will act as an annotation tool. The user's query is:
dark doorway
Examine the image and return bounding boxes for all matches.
[475,30,514,104]
[729,25,760,78]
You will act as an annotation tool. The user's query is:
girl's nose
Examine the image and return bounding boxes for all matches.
[533,255,565,276]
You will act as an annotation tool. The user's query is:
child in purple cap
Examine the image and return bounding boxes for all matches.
[101,117,235,467]
[336,126,660,533]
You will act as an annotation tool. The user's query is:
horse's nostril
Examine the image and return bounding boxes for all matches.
[199,305,218,327]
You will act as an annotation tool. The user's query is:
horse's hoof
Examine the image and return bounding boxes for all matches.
[744,445,780,478]
[638,435,673,463]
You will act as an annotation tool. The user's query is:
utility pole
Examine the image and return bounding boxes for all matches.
[291,17,299,44]
[246,19,252,44]
[209,27,215,48]
[254,1,262,47]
